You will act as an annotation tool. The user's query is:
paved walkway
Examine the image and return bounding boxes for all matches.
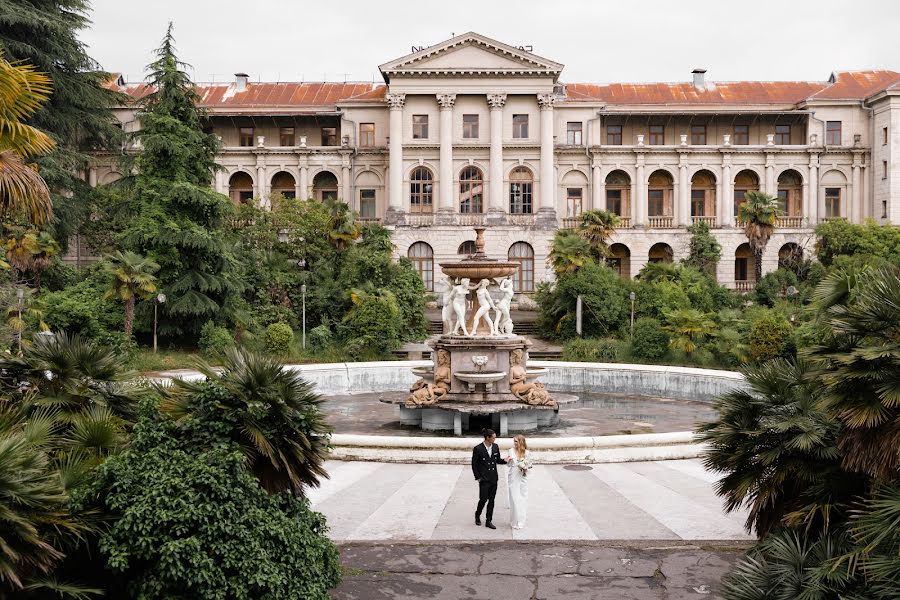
[332,541,746,599]
[309,459,752,542]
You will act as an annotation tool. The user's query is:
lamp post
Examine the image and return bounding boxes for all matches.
[154,293,166,353]
[16,287,24,355]
[300,284,307,350]
[629,291,636,337]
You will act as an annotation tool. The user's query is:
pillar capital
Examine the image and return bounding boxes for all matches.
[387,93,406,110]
[436,94,456,110]
[537,93,556,110]
[487,93,507,109]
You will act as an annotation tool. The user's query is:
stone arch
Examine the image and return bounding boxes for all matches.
[690,169,717,220]
[99,171,123,185]
[228,170,255,204]
[561,169,588,217]
[644,165,677,184]
[778,242,803,270]
[647,170,674,224]
[312,170,339,201]
[821,170,848,219]
[608,243,631,278]
[777,169,803,218]
[270,171,296,199]
[408,241,434,291]
[733,168,761,218]
[509,166,535,215]
[459,165,485,214]
[508,241,535,292]
[458,240,476,256]
[605,169,632,220]
[409,166,434,213]
[648,242,674,264]
[355,169,382,219]
[734,243,754,288]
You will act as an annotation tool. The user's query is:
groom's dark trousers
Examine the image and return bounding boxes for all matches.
[472,442,507,522]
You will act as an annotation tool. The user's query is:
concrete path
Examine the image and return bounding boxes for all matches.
[309,459,753,542]
[332,541,747,599]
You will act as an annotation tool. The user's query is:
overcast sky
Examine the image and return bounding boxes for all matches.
[82,0,899,85]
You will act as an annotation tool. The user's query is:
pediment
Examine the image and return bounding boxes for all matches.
[379,32,563,81]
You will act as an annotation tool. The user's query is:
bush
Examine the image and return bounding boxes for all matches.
[341,288,401,356]
[536,262,629,339]
[562,337,621,362]
[199,321,233,356]
[755,268,799,307]
[43,278,123,339]
[684,220,722,276]
[748,313,793,362]
[308,322,332,350]
[39,259,78,291]
[264,322,294,355]
[631,317,669,360]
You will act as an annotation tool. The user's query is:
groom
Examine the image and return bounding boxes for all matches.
[472,428,507,529]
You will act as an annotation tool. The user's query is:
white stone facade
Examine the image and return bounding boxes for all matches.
[93,33,900,291]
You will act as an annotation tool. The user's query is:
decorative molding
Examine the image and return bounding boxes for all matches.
[487,93,507,109]
[436,94,457,109]
[537,93,556,110]
[387,93,406,109]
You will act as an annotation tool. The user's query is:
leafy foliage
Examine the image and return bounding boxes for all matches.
[815,218,900,267]
[102,250,159,337]
[536,261,629,339]
[738,191,782,283]
[575,209,618,260]
[754,268,800,307]
[631,317,669,360]
[548,229,592,277]
[664,308,717,355]
[683,220,721,276]
[197,320,233,357]
[342,287,401,356]
[263,322,293,355]
[561,337,622,362]
[748,312,793,362]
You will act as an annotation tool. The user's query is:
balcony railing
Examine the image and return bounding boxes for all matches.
[734,280,755,292]
[507,213,536,226]
[406,213,434,226]
[777,216,803,228]
[615,216,632,228]
[357,216,382,224]
[648,216,675,228]
[561,217,580,230]
[691,216,717,227]
[458,213,486,226]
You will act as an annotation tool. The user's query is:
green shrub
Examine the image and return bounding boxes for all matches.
[39,259,78,291]
[631,317,669,360]
[755,268,799,307]
[199,321,234,356]
[341,288,401,355]
[748,313,792,362]
[264,322,294,355]
[308,322,332,350]
[536,262,629,339]
[43,278,123,339]
[562,337,621,362]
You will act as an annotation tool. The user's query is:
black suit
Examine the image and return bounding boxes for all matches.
[472,442,507,522]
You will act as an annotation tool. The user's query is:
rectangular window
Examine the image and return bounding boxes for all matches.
[649,125,664,145]
[648,189,665,216]
[412,115,428,139]
[884,160,889,179]
[607,189,623,215]
[321,127,337,146]
[279,127,295,146]
[463,114,479,139]
[509,182,532,214]
[607,125,622,145]
[239,127,254,147]
[691,189,706,216]
[734,190,747,217]
[825,187,841,218]
[359,189,376,219]
[776,190,789,214]
[826,121,842,145]
[566,122,583,145]
[733,124,749,145]
[691,125,707,145]
[239,191,254,203]
[513,114,529,139]
[735,257,748,281]
[774,124,791,145]
[884,126,889,145]
[359,123,375,147]
[566,188,583,217]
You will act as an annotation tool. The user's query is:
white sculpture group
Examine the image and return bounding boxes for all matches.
[441,276,515,337]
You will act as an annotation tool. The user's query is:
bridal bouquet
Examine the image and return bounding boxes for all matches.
[517,456,534,477]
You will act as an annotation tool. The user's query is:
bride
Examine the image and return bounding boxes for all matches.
[506,434,532,529]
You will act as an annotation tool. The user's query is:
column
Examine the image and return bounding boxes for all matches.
[342,164,352,209]
[256,163,267,207]
[801,178,809,226]
[437,94,456,224]
[678,162,689,226]
[213,169,224,195]
[487,94,506,224]
[721,161,733,227]
[592,165,604,211]
[298,164,308,201]
[808,156,819,224]
[386,93,405,224]
[764,155,775,195]
[634,158,646,227]
[851,162,862,223]
[88,167,98,188]
[536,93,557,228]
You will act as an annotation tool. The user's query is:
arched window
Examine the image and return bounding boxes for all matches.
[690,170,716,221]
[777,170,803,217]
[270,171,296,199]
[648,242,674,264]
[410,167,434,213]
[458,240,476,256]
[459,166,484,214]
[312,171,338,201]
[605,170,631,219]
[733,170,760,217]
[508,242,534,292]
[778,243,803,270]
[735,243,754,288]
[647,170,674,220]
[229,171,254,204]
[608,243,631,278]
[509,167,533,214]
[408,242,434,291]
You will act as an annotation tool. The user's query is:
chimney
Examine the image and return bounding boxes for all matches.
[234,72,249,92]
[692,68,707,88]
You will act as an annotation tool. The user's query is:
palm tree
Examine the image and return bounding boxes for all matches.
[3,228,60,286]
[158,347,332,494]
[548,230,592,277]
[636,261,680,283]
[738,191,781,284]
[577,209,618,260]
[0,52,54,225]
[663,308,717,355]
[324,198,360,251]
[103,250,160,338]
[806,265,900,481]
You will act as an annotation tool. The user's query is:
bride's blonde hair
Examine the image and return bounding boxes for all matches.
[513,434,527,456]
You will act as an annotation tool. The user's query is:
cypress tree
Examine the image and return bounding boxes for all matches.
[123,24,242,339]
[0,0,124,242]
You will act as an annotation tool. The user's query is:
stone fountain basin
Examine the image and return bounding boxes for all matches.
[454,371,507,384]
[411,366,433,379]
[525,367,548,380]
[438,261,519,280]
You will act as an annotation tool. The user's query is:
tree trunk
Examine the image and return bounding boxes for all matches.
[125,298,134,338]
[754,247,764,284]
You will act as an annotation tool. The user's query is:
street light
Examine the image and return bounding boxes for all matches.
[16,287,24,355]
[629,291,636,337]
[300,284,307,350]
[154,293,166,353]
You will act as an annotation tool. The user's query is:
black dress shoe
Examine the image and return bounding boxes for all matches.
[485,521,496,529]
[475,516,481,526]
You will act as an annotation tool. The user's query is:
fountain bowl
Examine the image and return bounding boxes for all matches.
[525,367,548,380]
[438,260,519,281]
[453,371,507,385]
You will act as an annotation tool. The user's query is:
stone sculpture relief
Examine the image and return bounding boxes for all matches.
[450,278,471,336]
[472,279,497,336]
[509,349,554,407]
[440,276,454,333]
[493,278,514,335]
[406,349,451,406]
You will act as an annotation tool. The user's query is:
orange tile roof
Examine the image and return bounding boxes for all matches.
[564,81,826,105]
[807,70,900,100]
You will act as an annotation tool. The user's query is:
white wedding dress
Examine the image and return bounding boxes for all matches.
[506,450,530,529]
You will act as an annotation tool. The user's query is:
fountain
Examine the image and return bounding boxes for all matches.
[381,227,576,435]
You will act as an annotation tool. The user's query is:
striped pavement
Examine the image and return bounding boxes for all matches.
[306,459,753,541]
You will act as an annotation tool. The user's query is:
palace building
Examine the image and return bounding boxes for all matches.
[94,32,900,293]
